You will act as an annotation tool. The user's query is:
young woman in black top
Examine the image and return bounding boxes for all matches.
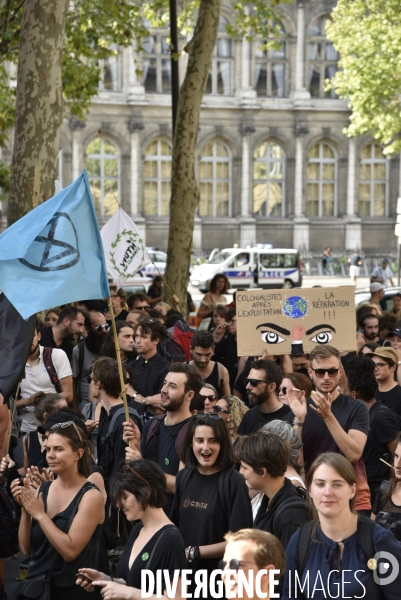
[170,413,253,599]
[11,421,104,599]
[77,459,187,599]
[373,432,401,542]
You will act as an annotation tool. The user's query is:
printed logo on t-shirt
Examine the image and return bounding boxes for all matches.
[183,498,207,509]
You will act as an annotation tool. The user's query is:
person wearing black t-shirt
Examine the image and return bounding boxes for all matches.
[370,347,401,418]
[124,363,203,515]
[170,413,253,600]
[237,359,290,435]
[77,459,187,598]
[286,345,370,513]
[130,318,170,413]
[237,432,312,549]
[347,355,401,504]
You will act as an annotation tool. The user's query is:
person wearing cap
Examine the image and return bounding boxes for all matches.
[370,347,401,418]
[371,258,394,288]
[367,282,385,314]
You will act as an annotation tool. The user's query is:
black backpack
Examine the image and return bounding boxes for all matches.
[272,487,311,536]
[297,515,375,576]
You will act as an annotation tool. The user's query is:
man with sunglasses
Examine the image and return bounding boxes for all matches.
[221,529,286,600]
[237,360,291,435]
[287,345,369,475]
[72,311,110,409]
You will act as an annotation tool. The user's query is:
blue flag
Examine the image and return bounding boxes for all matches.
[0,171,109,319]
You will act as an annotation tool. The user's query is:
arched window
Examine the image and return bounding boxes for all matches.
[306,142,337,216]
[143,139,172,216]
[253,142,285,216]
[205,17,233,96]
[142,28,171,93]
[86,138,120,216]
[199,140,231,216]
[358,143,388,217]
[308,16,338,98]
[98,45,121,92]
[254,21,287,97]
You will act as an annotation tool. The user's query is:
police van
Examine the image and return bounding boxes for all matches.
[190,246,302,291]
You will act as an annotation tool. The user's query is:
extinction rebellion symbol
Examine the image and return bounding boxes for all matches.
[18,212,80,272]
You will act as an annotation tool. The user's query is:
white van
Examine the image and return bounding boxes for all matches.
[190,247,302,291]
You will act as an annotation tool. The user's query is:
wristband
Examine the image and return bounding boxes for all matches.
[142,397,147,405]
[185,546,200,562]
[132,392,138,400]
[293,421,304,426]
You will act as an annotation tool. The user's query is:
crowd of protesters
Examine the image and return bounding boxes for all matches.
[1,273,401,600]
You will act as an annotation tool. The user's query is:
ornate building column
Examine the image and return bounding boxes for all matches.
[68,117,86,181]
[239,124,256,247]
[293,124,309,250]
[127,119,146,242]
[127,44,146,103]
[293,0,310,100]
[345,137,361,250]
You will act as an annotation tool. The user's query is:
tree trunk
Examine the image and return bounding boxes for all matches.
[163,0,222,310]
[7,0,69,225]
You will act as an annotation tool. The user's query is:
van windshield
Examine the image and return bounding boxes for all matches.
[207,251,234,265]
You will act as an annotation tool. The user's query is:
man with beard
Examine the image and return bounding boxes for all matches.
[124,363,203,513]
[16,321,73,434]
[285,345,369,470]
[39,305,86,362]
[72,311,110,409]
[237,360,290,435]
[358,313,383,345]
[189,330,230,397]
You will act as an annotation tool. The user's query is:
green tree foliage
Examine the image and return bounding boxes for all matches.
[326,0,401,155]
[0,0,146,132]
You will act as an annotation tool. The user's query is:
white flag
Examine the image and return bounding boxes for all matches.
[100,208,150,287]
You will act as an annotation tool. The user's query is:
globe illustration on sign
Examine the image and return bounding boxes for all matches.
[283,296,308,319]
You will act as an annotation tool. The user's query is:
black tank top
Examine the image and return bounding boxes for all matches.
[27,481,102,589]
[204,362,222,396]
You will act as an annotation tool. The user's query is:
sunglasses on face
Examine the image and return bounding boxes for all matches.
[218,559,256,572]
[212,405,230,415]
[193,412,221,420]
[137,306,150,310]
[279,386,301,395]
[94,323,110,332]
[311,368,340,378]
[244,378,272,387]
[200,394,216,401]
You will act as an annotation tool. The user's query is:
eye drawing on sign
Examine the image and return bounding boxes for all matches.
[256,294,337,355]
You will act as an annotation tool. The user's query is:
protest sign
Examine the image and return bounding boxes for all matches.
[236,287,356,356]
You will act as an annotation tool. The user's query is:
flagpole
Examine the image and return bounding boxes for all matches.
[107,296,130,423]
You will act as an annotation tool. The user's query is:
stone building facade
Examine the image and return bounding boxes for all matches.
[10,0,401,252]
